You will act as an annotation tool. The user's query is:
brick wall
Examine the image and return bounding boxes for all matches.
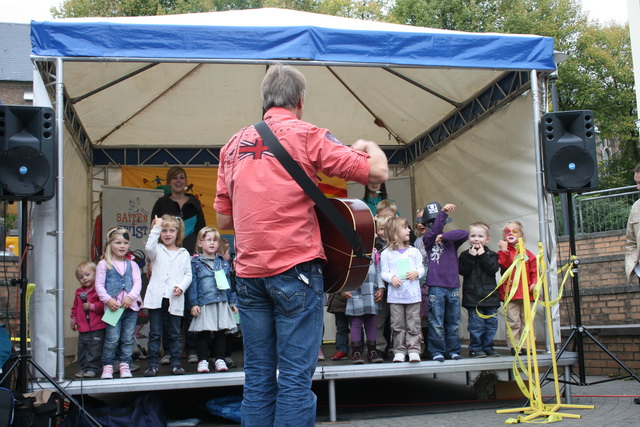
[0,256,21,343]
[556,230,640,376]
[0,82,32,106]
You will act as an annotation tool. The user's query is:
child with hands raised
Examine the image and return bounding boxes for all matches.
[95,228,143,379]
[380,216,425,363]
[187,227,238,373]
[420,202,468,362]
[143,215,192,376]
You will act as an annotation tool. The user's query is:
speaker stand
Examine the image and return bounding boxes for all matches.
[0,199,102,426]
[542,194,640,386]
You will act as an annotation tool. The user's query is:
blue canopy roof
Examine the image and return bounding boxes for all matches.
[31,8,555,70]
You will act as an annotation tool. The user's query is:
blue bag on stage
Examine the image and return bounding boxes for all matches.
[204,395,242,424]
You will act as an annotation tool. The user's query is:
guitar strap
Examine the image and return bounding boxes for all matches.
[254,121,368,260]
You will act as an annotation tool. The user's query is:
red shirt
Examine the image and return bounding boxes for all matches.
[497,245,537,301]
[215,107,370,278]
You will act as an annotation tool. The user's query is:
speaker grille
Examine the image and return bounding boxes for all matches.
[549,145,595,189]
[0,146,51,196]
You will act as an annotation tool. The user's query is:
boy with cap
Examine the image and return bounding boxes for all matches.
[420,202,468,361]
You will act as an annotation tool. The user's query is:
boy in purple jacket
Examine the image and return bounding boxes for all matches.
[420,202,468,362]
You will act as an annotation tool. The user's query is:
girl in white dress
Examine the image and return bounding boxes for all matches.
[380,217,425,363]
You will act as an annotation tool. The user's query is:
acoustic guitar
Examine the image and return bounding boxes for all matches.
[316,198,375,293]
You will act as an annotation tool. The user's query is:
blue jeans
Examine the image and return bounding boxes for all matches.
[236,261,324,427]
[334,312,350,353]
[427,286,461,358]
[102,309,137,366]
[147,298,183,367]
[466,306,499,352]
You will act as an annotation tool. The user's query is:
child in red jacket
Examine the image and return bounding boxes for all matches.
[497,221,537,356]
[70,261,106,378]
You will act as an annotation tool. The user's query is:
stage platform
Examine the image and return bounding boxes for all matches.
[29,348,578,422]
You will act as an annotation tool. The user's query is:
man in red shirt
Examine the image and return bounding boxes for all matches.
[215,63,388,426]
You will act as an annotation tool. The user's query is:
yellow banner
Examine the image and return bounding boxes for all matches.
[121,166,347,232]
[122,166,219,229]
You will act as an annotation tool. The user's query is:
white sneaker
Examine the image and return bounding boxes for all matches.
[318,348,325,361]
[408,353,421,363]
[197,360,210,373]
[214,359,228,372]
[160,355,170,365]
[392,353,406,363]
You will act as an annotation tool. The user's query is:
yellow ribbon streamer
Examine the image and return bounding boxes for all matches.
[496,241,594,423]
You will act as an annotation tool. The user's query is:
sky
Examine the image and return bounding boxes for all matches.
[0,0,631,24]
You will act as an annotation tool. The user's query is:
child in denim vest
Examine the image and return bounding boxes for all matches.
[187,227,237,373]
[144,215,193,376]
[95,228,143,379]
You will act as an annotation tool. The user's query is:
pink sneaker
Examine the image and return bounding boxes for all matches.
[101,365,113,379]
[119,363,132,378]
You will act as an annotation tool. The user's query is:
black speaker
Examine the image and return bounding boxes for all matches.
[0,106,56,201]
[541,110,598,194]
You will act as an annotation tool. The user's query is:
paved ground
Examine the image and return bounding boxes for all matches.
[76,344,640,426]
[157,371,639,426]
[312,372,640,426]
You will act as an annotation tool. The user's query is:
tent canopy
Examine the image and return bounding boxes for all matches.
[30,8,556,159]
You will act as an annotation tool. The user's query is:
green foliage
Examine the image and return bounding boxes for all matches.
[388,0,586,35]
[575,196,634,234]
[555,193,635,235]
[317,0,390,20]
[0,213,17,231]
[558,23,639,189]
[51,0,163,17]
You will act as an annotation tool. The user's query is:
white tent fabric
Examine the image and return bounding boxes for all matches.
[27,8,557,379]
[30,8,555,149]
[414,93,547,343]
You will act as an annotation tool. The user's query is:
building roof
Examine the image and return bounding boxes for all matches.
[0,22,33,82]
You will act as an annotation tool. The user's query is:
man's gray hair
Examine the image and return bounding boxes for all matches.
[635,163,640,173]
[261,64,306,111]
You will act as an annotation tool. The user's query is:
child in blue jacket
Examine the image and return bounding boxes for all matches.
[187,226,237,373]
